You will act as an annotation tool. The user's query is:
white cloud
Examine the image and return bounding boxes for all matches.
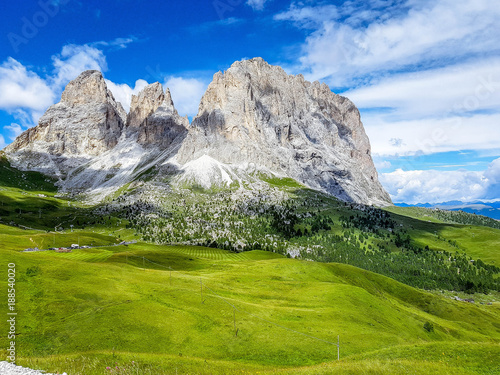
[0,134,6,149]
[51,44,108,89]
[4,123,23,140]
[105,79,149,113]
[375,159,392,170]
[0,58,55,113]
[247,0,267,11]
[364,113,500,157]
[277,0,500,87]
[346,57,500,158]
[164,77,208,117]
[346,58,500,120]
[380,156,500,203]
[274,4,339,28]
[91,37,137,50]
[380,166,493,204]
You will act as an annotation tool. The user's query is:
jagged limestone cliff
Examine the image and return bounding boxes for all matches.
[5,70,126,177]
[177,58,390,205]
[3,59,391,206]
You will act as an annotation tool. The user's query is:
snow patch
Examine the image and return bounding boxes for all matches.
[179,154,237,188]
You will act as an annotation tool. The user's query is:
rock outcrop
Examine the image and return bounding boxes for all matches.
[177,58,391,205]
[127,83,189,148]
[3,59,391,206]
[5,70,126,176]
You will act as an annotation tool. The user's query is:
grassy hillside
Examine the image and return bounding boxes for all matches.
[1,243,499,374]
[0,153,57,193]
[1,164,500,374]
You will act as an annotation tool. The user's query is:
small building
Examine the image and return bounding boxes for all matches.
[56,248,72,253]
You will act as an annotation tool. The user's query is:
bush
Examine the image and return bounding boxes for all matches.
[26,266,41,277]
[423,321,434,332]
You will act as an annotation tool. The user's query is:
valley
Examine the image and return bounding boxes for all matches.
[1,162,499,374]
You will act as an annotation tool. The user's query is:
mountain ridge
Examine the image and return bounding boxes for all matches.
[396,200,500,220]
[3,58,391,206]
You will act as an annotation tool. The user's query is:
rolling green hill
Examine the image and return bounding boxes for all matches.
[1,243,499,374]
[0,164,499,374]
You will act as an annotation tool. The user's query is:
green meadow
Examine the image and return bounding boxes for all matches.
[1,238,499,374]
[0,159,499,374]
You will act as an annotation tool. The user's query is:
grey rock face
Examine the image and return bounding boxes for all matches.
[127,82,165,128]
[127,83,189,148]
[4,70,126,176]
[3,60,391,206]
[177,58,391,205]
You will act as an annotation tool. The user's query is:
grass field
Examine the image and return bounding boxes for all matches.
[0,164,499,374]
[1,241,499,374]
[387,207,500,265]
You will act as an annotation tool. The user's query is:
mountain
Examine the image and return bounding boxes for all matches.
[4,72,188,198]
[4,70,127,177]
[176,58,390,205]
[3,58,391,206]
[396,200,500,220]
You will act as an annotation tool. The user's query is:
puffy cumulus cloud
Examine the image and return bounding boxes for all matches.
[0,58,55,113]
[105,79,149,113]
[380,169,486,204]
[380,157,500,203]
[164,77,208,117]
[51,44,108,89]
[4,123,23,140]
[247,0,267,11]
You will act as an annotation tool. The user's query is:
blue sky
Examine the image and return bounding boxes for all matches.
[0,0,499,204]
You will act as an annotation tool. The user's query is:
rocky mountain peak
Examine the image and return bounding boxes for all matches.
[178,57,391,206]
[2,59,391,206]
[4,70,126,176]
[127,83,180,129]
[61,70,117,107]
[162,88,176,113]
[127,82,165,128]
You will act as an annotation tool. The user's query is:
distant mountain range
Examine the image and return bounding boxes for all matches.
[396,201,500,220]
